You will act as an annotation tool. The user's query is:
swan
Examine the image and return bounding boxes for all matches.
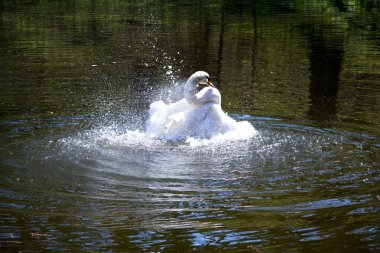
[145,71,256,140]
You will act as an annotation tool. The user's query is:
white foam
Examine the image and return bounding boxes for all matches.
[184,122,257,147]
[59,121,257,153]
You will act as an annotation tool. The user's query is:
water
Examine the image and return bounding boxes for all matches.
[1,1,380,252]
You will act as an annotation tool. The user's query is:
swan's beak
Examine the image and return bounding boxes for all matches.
[198,78,216,90]
[207,79,216,88]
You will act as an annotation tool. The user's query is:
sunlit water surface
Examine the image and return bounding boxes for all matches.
[1,112,379,252]
[1,0,380,252]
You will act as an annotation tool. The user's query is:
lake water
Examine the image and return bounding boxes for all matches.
[1,1,379,252]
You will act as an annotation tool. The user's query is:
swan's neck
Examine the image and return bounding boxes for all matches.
[184,79,199,104]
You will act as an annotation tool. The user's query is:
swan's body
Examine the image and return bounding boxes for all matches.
[146,71,256,140]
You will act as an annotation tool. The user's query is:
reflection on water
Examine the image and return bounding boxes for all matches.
[1,0,380,252]
[306,27,343,120]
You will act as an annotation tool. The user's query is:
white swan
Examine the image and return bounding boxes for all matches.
[145,71,256,140]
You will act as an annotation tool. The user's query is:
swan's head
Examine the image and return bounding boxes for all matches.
[184,71,218,105]
[186,71,215,91]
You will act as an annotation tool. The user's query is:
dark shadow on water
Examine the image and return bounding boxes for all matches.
[332,0,349,12]
[304,27,344,121]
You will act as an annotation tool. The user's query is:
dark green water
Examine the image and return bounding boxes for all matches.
[1,1,379,252]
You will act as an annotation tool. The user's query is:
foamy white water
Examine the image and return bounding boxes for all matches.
[61,122,257,153]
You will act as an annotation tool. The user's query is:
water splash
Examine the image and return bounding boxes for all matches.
[59,116,257,154]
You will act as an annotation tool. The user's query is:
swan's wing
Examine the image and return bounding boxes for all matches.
[146,100,167,137]
[164,111,186,134]
[146,99,195,139]
[146,97,256,140]
[196,105,256,138]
